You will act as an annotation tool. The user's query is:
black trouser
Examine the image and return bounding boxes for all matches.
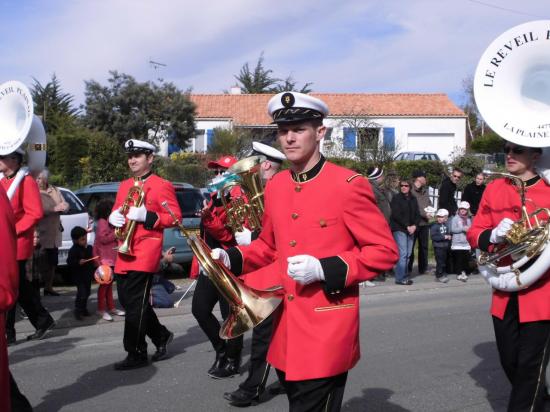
[6,261,53,336]
[73,273,92,314]
[451,249,472,275]
[239,314,274,395]
[191,274,243,358]
[434,246,448,277]
[493,294,550,411]
[408,225,429,274]
[10,371,33,412]
[276,369,348,412]
[116,271,170,355]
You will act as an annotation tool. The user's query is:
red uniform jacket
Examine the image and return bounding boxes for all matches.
[1,173,44,260]
[0,185,19,412]
[228,159,398,381]
[467,177,550,322]
[113,174,181,274]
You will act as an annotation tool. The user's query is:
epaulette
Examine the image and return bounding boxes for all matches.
[346,174,363,183]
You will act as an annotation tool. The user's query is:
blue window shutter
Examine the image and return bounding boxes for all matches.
[343,127,356,150]
[206,129,214,148]
[383,127,395,150]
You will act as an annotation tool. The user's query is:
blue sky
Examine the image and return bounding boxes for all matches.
[1,0,548,107]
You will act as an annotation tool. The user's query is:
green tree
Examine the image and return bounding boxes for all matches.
[469,132,504,153]
[235,52,313,93]
[31,74,79,133]
[83,71,196,148]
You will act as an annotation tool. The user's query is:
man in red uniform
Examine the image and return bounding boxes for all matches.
[213,92,398,411]
[467,142,550,411]
[0,149,55,344]
[108,139,182,370]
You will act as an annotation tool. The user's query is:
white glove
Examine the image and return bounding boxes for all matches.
[211,248,231,269]
[287,255,325,285]
[235,228,252,246]
[127,204,147,222]
[490,218,514,244]
[108,208,126,228]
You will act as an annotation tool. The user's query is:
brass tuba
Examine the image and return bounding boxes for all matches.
[473,20,550,291]
[115,178,145,255]
[161,201,282,339]
[219,155,266,233]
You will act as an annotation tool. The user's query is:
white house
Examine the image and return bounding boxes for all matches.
[181,92,466,162]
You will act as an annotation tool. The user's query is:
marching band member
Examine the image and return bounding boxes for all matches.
[467,142,550,411]
[191,155,245,379]
[224,142,286,407]
[214,92,398,411]
[0,149,55,344]
[109,139,181,370]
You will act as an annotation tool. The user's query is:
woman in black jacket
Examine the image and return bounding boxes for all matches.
[390,179,421,285]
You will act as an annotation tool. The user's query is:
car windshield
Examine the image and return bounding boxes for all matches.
[176,189,204,217]
[59,189,85,214]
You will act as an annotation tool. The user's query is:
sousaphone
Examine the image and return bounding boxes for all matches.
[473,20,550,291]
[0,80,47,199]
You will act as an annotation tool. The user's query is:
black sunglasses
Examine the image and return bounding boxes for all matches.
[212,170,225,175]
[504,146,526,155]
[400,184,410,187]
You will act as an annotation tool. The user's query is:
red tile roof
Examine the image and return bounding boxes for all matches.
[189,93,465,126]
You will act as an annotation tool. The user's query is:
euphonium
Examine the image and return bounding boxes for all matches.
[115,179,145,255]
[475,171,550,291]
[161,200,282,339]
[219,155,266,233]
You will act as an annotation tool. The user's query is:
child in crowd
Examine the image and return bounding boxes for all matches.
[430,208,451,283]
[67,226,97,320]
[93,199,125,321]
[450,201,472,282]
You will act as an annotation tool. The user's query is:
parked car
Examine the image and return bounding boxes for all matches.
[74,182,203,265]
[58,187,94,266]
[394,151,441,161]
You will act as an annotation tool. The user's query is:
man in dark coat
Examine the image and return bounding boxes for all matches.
[438,168,463,216]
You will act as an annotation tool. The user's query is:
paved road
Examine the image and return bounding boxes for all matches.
[8,275,548,411]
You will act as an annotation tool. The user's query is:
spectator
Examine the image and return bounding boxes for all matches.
[383,170,399,203]
[461,172,486,215]
[150,249,178,308]
[390,179,421,285]
[67,226,98,320]
[93,199,125,321]
[408,170,433,275]
[36,168,68,296]
[430,208,452,283]
[367,166,391,222]
[450,201,472,282]
[438,167,463,216]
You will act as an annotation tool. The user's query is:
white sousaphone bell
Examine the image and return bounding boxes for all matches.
[473,20,550,291]
[0,80,47,199]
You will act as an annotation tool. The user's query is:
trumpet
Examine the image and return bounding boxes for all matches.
[161,200,282,339]
[115,178,145,255]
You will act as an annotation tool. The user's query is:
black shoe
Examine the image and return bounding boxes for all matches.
[26,319,56,341]
[268,381,286,395]
[395,279,413,286]
[209,356,241,379]
[152,331,174,362]
[114,353,149,370]
[44,289,60,296]
[82,309,92,317]
[224,388,260,407]
[208,351,226,375]
[74,311,83,321]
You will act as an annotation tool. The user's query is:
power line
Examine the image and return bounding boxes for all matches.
[465,0,548,19]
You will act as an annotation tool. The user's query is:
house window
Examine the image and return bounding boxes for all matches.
[324,127,333,141]
[343,128,356,151]
[206,129,214,148]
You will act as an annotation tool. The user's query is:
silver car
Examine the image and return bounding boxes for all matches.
[57,187,94,266]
